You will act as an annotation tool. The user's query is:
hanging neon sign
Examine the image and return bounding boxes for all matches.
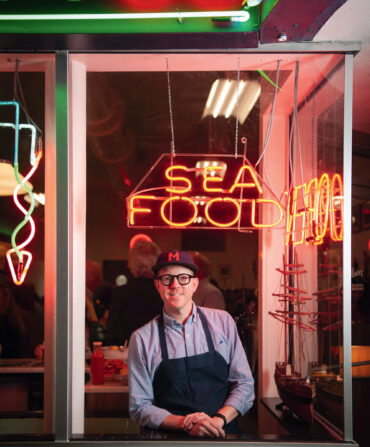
[126,154,283,230]
[0,101,42,285]
[285,172,343,246]
[126,154,343,245]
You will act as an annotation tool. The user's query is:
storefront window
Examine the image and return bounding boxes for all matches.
[289,59,346,434]
[64,52,349,442]
[0,49,352,443]
[0,54,54,438]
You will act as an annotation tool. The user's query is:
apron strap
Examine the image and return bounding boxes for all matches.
[158,308,215,361]
[157,315,169,361]
[197,308,215,352]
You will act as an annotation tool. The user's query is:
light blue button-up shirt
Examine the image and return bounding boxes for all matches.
[128,304,255,428]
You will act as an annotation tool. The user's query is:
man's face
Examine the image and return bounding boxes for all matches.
[154,265,199,316]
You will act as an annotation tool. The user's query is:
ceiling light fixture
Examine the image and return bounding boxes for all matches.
[0,10,250,23]
[203,79,261,124]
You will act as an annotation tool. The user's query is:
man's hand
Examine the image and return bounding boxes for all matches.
[184,413,225,438]
[182,412,208,432]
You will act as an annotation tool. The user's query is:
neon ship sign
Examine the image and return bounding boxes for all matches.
[126,154,283,231]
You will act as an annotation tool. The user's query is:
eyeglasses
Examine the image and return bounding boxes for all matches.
[156,273,195,286]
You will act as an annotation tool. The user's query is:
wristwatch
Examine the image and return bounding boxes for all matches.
[214,413,227,427]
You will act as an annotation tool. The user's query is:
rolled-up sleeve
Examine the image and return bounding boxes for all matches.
[223,313,255,415]
[128,331,171,428]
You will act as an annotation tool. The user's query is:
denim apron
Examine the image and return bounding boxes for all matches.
[153,308,239,433]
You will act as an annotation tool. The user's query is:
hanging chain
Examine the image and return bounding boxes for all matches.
[12,59,42,134]
[166,56,175,155]
[235,55,240,158]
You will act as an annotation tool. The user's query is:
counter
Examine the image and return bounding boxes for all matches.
[0,358,129,417]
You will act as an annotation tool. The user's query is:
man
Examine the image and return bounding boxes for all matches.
[190,251,226,310]
[128,249,254,438]
[107,240,162,346]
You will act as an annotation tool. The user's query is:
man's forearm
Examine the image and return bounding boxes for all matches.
[160,414,185,431]
[214,405,239,425]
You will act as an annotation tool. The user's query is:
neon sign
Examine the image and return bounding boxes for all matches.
[126,154,283,230]
[285,172,343,246]
[0,101,42,285]
[126,154,344,245]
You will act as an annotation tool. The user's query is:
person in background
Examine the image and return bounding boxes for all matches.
[35,260,102,360]
[128,250,254,438]
[85,260,102,323]
[0,275,25,358]
[190,251,226,311]
[92,282,114,328]
[107,239,162,346]
[12,283,44,358]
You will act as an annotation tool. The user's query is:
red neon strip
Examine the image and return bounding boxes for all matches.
[129,195,155,225]
[305,177,317,244]
[129,233,152,250]
[6,150,42,285]
[165,165,192,194]
[251,199,283,228]
[229,166,262,194]
[330,173,343,241]
[160,196,197,227]
[204,197,240,227]
[314,173,330,244]
[6,249,32,286]
[203,166,223,192]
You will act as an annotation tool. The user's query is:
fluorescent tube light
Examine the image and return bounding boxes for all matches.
[224,81,246,118]
[203,79,260,124]
[0,10,250,22]
[213,80,231,118]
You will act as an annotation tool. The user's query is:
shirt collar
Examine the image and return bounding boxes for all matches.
[162,303,199,328]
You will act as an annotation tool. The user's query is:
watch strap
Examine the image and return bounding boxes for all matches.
[214,412,227,427]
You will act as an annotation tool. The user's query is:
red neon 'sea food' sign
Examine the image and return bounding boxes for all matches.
[126,154,343,244]
[126,154,283,230]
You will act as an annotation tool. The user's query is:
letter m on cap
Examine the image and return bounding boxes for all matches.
[168,250,179,261]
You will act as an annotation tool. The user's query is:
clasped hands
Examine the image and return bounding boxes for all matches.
[182,412,225,438]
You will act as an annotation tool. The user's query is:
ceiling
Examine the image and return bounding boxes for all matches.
[313,0,370,205]
[313,0,370,135]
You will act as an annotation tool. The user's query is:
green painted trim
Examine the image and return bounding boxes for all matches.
[261,0,280,23]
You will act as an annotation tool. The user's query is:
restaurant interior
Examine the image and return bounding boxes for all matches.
[0,50,369,444]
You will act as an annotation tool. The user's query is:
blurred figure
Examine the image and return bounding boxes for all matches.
[85,260,102,323]
[12,283,44,358]
[92,282,114,328]
[0,275,25,358]
[85,260,110,348]
[107,240,162,346]
[190,251,226,310]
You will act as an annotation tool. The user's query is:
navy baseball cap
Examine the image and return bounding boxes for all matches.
[153,250,198,275]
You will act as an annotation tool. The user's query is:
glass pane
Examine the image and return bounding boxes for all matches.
[76,52,348,442]
[289,57,345,434]
[0,55,52,439]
